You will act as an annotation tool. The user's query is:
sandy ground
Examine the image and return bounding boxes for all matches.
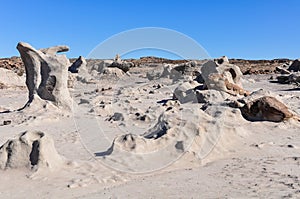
[0,64,300,198]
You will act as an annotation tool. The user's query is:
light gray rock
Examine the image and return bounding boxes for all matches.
[40,45,69,55]
[90,60,114,73]
[200,57,249,96]
[0,131,64,170]
[173,82,198,103]
[17,42,72,110]
[196,90,230,104]
[215,56,229,65]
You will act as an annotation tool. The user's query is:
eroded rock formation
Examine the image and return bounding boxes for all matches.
[17,42,72,110]
[288,59,300,72]
[69,56,87,73]
[109,54,134,73]
[200,56,250,96]
[240,96,294,122]
[0,131,64,170]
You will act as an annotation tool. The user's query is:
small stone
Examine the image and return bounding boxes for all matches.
[3,120,11,125]
[109,112,124,121]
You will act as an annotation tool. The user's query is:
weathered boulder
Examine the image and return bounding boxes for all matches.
[276,73,300,84]
[102,67,125,78]
[68,56,87,73]
[275,66,291,74]
[0,131,64,170]
[240,96,294,122]
[109,54,134,73]
[196,89,230,104]
[147,61,199,82]
[288,59,300,72]
[215,56,229,65]
[109,61,133,73]
[89,60,114,73]
[17,42,72,110]
[200,57,249,96]
[173,82,198,103]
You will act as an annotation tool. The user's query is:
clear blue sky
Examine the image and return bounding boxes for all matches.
[0,0,299,59]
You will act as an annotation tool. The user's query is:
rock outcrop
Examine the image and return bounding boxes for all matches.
[200,56,250,96]
[17,42,73,110]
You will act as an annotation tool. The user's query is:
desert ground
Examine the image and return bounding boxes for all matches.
[0,44,300,198]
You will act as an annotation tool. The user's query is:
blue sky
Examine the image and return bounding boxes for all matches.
[0,0,299,59]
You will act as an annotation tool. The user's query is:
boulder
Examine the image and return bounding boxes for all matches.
[108,54,134,73]
[68,56,87,73]
[215,56,229,65]
[89,60,114,73]
[276,73,300,84]
[102,67,125,78]
[109,61,133,73]
[196,89,230,104]
[0,131,64,170]
[288,59,300,72]
[173,82,198,103]
[240,96,294,122]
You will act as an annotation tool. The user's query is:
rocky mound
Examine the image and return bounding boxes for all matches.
[0,131,64,171]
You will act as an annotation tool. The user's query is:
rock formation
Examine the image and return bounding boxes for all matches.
[288,59,300,72]
[200,56,250,96]
[68,56,87,73]
[89,60,113,73]
[109,54,134,73]
[0,131,64,170]
[17,42,73,110]
[173,82,199,103]
[276,73,300,84]
[240,96,294,122]
[114,54,121,64]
